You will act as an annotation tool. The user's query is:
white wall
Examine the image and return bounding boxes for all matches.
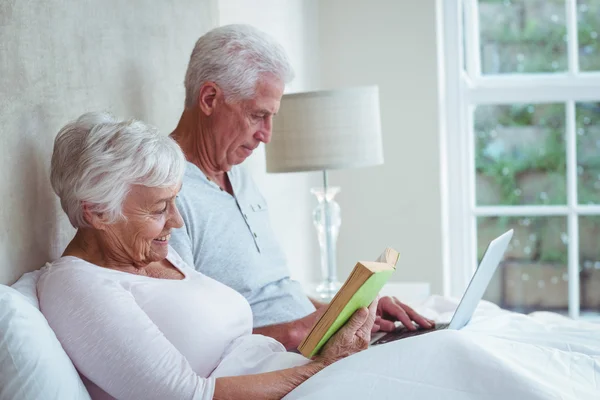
[317,0,444,293]
[218,0,322,286]
[218,0,444,294]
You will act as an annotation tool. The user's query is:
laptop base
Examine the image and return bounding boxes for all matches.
[371,322,450,346]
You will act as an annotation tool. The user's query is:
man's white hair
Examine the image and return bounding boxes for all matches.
[50,112,185,229]
[184,24,295,107]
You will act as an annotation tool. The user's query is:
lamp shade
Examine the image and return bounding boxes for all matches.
[266,86,384,173]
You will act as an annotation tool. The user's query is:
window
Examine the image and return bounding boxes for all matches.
[439,0,600,319]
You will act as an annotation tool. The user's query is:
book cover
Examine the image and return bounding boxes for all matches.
[298,248,399,358]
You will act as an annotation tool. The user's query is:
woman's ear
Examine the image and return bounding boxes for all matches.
[198,82,221,116]
[82,202,107,230]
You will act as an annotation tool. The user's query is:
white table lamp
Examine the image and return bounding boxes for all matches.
[266,86,384,300]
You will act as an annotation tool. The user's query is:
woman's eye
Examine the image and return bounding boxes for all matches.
[155,204,168,214]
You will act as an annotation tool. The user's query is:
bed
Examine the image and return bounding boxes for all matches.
[2,272,599,400]
[286,296,600,399]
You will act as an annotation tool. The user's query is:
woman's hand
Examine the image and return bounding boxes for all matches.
[316,297,379,366]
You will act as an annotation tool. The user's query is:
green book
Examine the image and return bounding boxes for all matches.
[298,248,399,358]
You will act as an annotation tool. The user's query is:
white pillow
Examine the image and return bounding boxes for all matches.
[0,284,91,400]
[11,268,45,309]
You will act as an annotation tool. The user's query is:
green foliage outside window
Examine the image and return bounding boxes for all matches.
[475,1,600,266]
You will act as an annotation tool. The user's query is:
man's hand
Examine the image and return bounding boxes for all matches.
[372,296,435,332]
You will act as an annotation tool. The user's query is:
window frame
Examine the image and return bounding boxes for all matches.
[438,0,600,319]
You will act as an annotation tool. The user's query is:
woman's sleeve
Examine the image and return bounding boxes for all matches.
[38,269,214,400]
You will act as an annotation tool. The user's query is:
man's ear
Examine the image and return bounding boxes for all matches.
[82,202,107,230]
[198,82,221,116]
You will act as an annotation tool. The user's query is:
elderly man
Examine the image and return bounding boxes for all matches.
[169,24,434,350]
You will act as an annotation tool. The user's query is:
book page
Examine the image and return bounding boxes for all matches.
[375,248,400,266]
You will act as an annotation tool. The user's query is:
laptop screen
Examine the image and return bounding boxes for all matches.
[448,229,514,330]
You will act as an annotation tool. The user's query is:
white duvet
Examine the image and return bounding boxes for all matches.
[285,296,600,400]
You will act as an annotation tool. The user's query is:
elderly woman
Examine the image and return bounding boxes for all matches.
[37,112,376,400]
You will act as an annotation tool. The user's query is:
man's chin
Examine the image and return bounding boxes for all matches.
[226,151,252,169]
[234,153,252,164]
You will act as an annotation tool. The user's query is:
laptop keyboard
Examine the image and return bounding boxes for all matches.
[371,322,450,346]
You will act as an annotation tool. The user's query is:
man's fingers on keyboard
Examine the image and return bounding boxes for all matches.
[404,305,434,329]
[396,310,417,331]
[377,319,396,332]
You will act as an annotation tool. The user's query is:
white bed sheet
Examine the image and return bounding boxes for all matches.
[285,296,600,400]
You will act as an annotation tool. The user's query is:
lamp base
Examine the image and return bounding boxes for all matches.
[311,184,342,303]
[314,280,342,302]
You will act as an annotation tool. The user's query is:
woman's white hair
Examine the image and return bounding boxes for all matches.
[184,24,294,107]
[50,112,185,229]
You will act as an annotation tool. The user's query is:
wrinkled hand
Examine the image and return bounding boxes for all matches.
[372,296,435,332]
[316,297,379,365]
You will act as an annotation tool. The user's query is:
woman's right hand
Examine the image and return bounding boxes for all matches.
[316,297,379,366]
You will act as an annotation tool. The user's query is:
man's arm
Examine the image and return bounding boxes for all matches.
[253,304,327,350]
[253,312,318,351]
[309,295,435,333]
[254,295,435,349]
[308,297,327,309]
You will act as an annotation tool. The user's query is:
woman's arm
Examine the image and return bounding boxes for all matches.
[217,301,378,400]
[214,361,328,400]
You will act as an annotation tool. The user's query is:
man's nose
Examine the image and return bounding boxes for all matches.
[256,117,273,143]
[261,128,272,143]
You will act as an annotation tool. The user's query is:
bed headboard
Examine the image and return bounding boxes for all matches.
[0,0,218,285]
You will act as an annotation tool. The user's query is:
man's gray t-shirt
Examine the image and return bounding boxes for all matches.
[170,161,315,327]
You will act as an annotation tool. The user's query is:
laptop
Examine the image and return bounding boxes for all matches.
[370,229,514,345]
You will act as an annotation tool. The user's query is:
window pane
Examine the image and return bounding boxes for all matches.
[479,0,567,74]
[480,216,568,313]
[580,216,600,315]
[576,102,600,204]
[578,0,600,71]
[475,104,566,206]
[462,1,467,72]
